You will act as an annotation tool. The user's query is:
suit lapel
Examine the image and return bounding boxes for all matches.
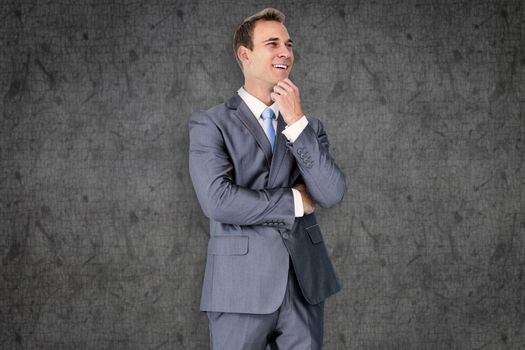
[268,114,291,188]
[226,95,293,185]
[230,96,273,167]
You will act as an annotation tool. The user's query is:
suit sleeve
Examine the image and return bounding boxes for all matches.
[286,119,346,208]
[188,111,295,229]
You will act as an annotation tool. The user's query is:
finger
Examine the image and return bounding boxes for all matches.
[277,80,294,92]
[270,92,281,102]
[293,183,305,190]
[278,81,299,98]
[273,85,288,96]
[273,83,288,92]
[283,78,299,91]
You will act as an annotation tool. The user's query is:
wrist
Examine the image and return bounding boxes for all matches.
[284,114,303,126]
[291,188,304,217]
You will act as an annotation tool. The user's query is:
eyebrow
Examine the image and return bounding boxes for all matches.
[263,37,294,44]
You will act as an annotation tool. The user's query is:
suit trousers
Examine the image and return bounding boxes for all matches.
[207,264,324,350]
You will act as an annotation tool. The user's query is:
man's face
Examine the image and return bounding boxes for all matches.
[242,20,294,89]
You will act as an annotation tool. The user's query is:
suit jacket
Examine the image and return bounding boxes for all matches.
[188,94,346,314]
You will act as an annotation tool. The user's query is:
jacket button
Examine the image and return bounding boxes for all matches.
[282,232,289,239]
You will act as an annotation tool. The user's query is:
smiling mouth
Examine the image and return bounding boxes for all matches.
[272,64,288,70]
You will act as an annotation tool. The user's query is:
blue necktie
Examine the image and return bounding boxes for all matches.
[260,107,276,152]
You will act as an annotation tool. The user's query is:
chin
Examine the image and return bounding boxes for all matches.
[266,77,280,85]
[271,73,290,81]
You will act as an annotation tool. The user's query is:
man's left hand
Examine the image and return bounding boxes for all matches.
[270,78,304,126]
[293,183,315,215]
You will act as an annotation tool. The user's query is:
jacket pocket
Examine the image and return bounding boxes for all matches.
[207,235,249,256]
[305,224,323,244]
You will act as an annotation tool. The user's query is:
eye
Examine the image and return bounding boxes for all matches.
[286,43,293,48]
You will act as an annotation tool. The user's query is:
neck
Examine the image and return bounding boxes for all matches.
[243,80,273,106]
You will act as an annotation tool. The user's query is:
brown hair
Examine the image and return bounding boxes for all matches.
[233,8,285,69]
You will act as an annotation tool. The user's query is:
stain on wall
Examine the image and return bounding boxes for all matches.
[1,0,524,349]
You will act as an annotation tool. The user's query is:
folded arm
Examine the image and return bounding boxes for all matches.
[188,111,295,229]
[271,78,346,208]
[285,119,346,208]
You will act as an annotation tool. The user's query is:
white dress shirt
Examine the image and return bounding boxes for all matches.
[238,87,309,217]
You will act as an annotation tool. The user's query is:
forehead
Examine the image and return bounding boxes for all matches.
[252,20,291,42]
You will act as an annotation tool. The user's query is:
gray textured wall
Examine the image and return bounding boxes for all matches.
[1,0,524,349]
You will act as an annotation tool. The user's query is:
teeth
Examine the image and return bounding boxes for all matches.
[273,64,287,69]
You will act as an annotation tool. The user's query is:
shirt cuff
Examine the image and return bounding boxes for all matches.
[291,188,304,217]
[282,115,308,142]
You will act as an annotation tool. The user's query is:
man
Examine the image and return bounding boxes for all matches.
[188,8,346,349]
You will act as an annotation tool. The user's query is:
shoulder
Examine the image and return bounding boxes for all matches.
[189,103,224,122]
[189,95,240,125]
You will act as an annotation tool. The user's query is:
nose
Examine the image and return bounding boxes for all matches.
[277,44,292,58]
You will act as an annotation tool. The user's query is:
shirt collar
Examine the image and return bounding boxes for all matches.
[237,87,279,120]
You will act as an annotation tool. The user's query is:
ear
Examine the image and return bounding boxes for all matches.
[237,45,251,66]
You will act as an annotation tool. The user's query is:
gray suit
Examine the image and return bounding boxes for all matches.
[189,94,345,316]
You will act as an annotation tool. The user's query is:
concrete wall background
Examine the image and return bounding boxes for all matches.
[1,0,523,349]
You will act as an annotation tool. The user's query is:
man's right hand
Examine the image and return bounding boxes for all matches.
[293,184,315,215]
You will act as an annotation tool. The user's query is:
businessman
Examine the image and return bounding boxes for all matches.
[189,8,346,349]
